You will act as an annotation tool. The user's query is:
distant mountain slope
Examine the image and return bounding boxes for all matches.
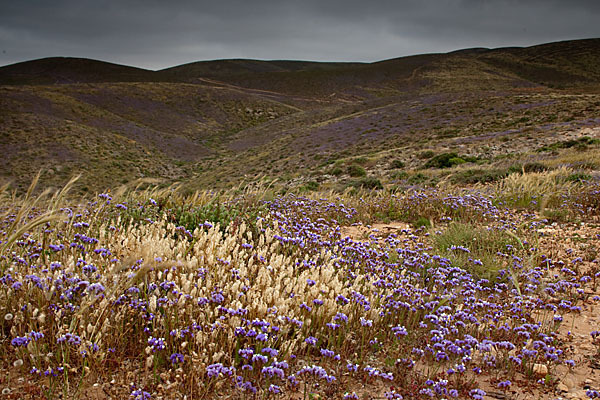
[480,39,600,87]
[161,59,366,78]
[1,38,599,193]
[0,57,165,85]
[161,39,600,97]
[2,39,599,92]
[0,81,299,191]
[162,54,444,98]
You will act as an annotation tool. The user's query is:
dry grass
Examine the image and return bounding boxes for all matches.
[1,172,599,399]
[496,167,575,209]
[542,147,600,170]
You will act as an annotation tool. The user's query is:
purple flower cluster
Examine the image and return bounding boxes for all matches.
[2,187,594,398]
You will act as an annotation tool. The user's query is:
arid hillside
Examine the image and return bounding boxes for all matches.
[1,39,600,193]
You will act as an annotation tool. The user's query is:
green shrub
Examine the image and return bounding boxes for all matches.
[448,157,466,166]
[523,162,548,173]
[300,181,320,192]
[347,164,366,177]
[537,136,600,152]
[389,159,405,169]
[168,200,264,235]
[352,157,369,165]
[451,169,508,185]
[418,150,435,159]
[392,171,409,180]
[507,164,523,174]
[507,162,549,174]
[424,152,472,169]
[407,173,428,185]
[318,159,336,167]
[565,172,592,183]
[413,216,431,229]
[352,177,383,190]
[331,167,343,176]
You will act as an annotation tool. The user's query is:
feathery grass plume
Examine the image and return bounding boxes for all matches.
[0,172,70,271]
[496,166,574,209]
[542,146,600,170]
[48,174,81,212]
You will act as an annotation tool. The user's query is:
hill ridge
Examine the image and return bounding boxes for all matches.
[1,38,600,194]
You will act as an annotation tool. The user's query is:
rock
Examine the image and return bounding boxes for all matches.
[566,391,589,400]
[557,382,569,392]
[563,376,575,389]
[575,389,589,399]
[533,363,548,377]
[82,386,107,400]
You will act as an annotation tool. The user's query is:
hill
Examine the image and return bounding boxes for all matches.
[0,57,168,85]
[1,38,600,193]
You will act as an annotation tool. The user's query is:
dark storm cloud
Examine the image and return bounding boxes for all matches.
[1,0,599,69]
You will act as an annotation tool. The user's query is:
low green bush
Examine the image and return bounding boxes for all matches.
[331,167,343,176]
[418,150,435,159]
[507,162,549,174]
[451,169,508,185]
[300,181,320,192]
[413,216,431,228]
[565,172,592,183]
[407,173,428,184]
[424,152,476,169]
[537,136,600,152]
[347,164,367,177]
[389,159,405,169]
[392,171,409,180]
[352,177,383,190]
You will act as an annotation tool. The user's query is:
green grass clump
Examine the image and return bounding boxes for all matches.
[300,180,320,192]
[564,171,592,183]
[347,164,367,177]
[407,172,428,185]
[537,136,600,152]
[450,168,508,185]
[352,156,369,165]
[168,199,265,234]
[424,152,477,169]
[413,216,431,229]
[389,159,405,169]
[391,170,409,180]
[433,222,519,279]
[418,150,435,159]
[331,167,343,176]
[351,177,383,190]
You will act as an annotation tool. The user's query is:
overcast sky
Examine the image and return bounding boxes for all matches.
[1,0,599,70]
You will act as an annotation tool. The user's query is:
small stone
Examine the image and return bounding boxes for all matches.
[557,382,569,392]
[563,376,575,389]
[533,363,548,377]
